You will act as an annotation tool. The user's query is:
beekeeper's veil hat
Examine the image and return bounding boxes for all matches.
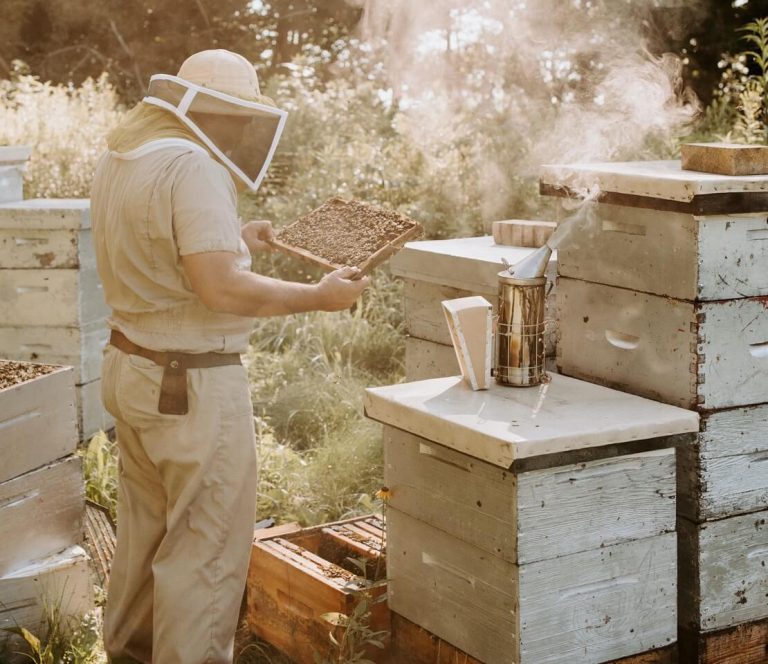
[143,49,287,191]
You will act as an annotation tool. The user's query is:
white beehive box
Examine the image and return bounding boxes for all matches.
[390,236,557,381]
[0,546,93,652]
[0,364,77,483]
[365,374,699,663]
[0,146,30,205]
[0,199,112,439]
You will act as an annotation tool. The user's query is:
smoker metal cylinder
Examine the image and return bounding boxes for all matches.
[495,271,547,387]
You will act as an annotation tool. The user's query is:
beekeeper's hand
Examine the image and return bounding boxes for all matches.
[317,266,370,311]
[242,220,275,253]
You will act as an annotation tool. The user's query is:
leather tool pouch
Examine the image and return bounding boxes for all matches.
[158,355,189,415]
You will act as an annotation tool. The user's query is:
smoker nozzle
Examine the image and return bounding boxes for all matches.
[507,243,553,280]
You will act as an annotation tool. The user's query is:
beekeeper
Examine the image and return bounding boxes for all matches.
[90,49,369,664]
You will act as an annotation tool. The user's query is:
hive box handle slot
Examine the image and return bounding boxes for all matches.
[602,219,646,236]
[748,341,768,358]
[747,228,768,240]
[605,330,641,350]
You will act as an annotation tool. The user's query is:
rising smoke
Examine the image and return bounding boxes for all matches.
[357,0,703,222]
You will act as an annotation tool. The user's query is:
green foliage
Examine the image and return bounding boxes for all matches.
[78,432,119,521]
[0,69,122,198]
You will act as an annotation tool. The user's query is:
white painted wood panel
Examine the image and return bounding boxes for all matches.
[678,405,768,521]
[365,374,698,467]
[384,427,676,564]
[386,507,520,664]
[391,235,557,294]
[0,228,95,270]
[0,199,90,230]
[516,448,676,564]
[540,160,768,202]
[76,378,113,440]
[0,266,108,327]
[518,532,677,663]
[0,365,77,484]
[387,507,677,664]
[0,166,23,205]
[0,456,84,576]
[557,277,768,410]
[404,336,460,381]
[679,510,768,632]
[0,546,92,648]
[0,320,108,385]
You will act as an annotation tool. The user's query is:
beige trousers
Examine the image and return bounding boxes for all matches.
[101,344,258,664]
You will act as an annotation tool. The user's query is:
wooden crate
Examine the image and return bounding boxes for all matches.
[678,616,768,664]
[556,277,768,410]
[0,546,93,654]
[0,364,77,484]
[677,406,768,522]
[0,456,85,576]
[246,515,388,664]
[678,510,768,634]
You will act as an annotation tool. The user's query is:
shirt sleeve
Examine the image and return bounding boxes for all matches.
[171,152,241,256]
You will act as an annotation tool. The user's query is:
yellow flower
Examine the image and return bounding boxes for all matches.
[375,486,392,502]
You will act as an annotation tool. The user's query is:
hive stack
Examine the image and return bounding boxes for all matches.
[389,236,557,381]
[0,198,112,439]
[365,374,699,663]
[0,362,92,654]
[541,160,768,662]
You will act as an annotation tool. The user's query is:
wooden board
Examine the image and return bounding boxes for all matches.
[384,427,675,564]
[441,296,493,390]
[0,198,91,230]
[681,142,768,176]
[0,546,92,653]
[0,364,77,484]
[678,405,768,522]
[0,166,23,205]
[0,456,84,576]
[556,277,768,410]
[387,508,677,664]
[0,228,95,270]
[678,617,768,664]
[678,510,768,633]
[404,336,461,382]
[1,266,108,327]
[0,320,108,385]
[554,201,768,301]
[492,220,557,247]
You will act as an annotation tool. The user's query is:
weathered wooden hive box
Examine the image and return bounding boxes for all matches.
[541,160,768,662]
[0,198,112,439]
[0,146,29,204]
[0,361,91,653]
[246,515,388,664]
[365,374,699,664]
[390,236,557,381]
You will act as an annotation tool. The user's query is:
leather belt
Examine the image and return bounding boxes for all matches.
[109,330,242,415]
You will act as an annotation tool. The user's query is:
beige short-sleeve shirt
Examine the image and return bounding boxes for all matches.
[91,142,255,353]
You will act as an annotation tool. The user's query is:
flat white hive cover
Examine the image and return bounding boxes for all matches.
[364,373,699,468]
[540,160,768,203]
[390,235,557,292]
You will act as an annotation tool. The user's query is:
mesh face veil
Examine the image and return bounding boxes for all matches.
[143,74,287,191]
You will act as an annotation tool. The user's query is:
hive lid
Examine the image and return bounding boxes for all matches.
[364,373,699,468]
[0,198,91,229]
[390,235,557,293]
[540,160,768,215]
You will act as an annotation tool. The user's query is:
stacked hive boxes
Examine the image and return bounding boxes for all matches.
[389,236,557,381]
[0,363,91,652]
[0,147,30,204]
[541,160,768,661]
[0,198,112,439]
[365,373,699,663]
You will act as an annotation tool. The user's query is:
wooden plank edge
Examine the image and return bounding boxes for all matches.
[679,617,768,664]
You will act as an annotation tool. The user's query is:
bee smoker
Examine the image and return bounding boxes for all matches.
[495,270,547,387]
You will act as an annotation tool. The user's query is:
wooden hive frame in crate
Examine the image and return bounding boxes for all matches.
[246,514,388,664]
